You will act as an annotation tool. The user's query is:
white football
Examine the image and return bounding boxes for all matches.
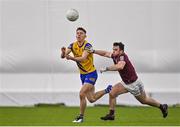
[66,9,79,22]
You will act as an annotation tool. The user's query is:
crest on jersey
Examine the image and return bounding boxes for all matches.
[89,78,95,82]
[120,56,124,61]
[84,45,92,50]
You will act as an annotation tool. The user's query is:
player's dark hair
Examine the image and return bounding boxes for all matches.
[113,42,124,51]
[76,27,86,34]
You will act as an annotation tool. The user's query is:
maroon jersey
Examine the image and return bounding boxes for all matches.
[111,53,138,84]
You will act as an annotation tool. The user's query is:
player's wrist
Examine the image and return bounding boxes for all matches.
[69,56,74,60]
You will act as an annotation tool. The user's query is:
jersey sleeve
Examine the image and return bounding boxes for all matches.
[84,43,93,51]
[68,43,73,49]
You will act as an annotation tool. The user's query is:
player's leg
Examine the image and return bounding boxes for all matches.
[72,74,87,123]
[73,84,89,123]
[73,70,99,123]
[83,70,112,103]
[101,82,128,120]
[131,80,168,118]
[74,83,111,123]
[79,84,91,115]
[86,84,100,103]
[76,83,112,121]
[135,90,168,118]
[86,84,112,103]
[135,90,160,107]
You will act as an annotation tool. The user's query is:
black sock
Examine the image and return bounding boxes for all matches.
[159,104,163,110]
[109,110,114,115]
[79,114,84,118]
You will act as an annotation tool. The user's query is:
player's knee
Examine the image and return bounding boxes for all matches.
[109,92,116,98]
[79,91,86,99]
[88,99,96,103]
[139,99,147,104]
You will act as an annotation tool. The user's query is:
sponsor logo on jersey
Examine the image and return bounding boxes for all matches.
[120,56,124,61]
[89,78,95,82]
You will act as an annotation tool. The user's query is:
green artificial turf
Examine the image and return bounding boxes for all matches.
[0,105,179,126]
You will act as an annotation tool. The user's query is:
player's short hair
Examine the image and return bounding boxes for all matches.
[76,27,86,34]
[113,42,124,51]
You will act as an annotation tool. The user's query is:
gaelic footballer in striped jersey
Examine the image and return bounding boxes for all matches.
[60,27,112,123]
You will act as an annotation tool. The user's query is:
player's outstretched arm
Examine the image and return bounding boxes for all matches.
[100,61,126,73]
[93,50,112,58]
[66,50,89,62]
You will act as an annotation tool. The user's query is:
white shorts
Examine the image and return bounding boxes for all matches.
[121,79,144,96]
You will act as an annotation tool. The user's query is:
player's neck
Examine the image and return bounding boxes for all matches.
[119,51,124,55]
[117,52,124,57]
[77,40,85,47]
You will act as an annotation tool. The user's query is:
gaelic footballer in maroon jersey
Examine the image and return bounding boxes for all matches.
[93,42,168,120]
[111,52,138,84]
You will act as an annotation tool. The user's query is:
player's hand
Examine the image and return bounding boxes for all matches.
[61,47,66,58]
[65,55,72,60]
[100,68,107,73]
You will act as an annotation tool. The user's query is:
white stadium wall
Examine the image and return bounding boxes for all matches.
[0,0,180,106]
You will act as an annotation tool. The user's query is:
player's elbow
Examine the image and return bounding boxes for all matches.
[78,59,85,62]
[89,99,96,103]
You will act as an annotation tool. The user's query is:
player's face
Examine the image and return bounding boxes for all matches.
[76,30,86,42]
[112,46,121,56]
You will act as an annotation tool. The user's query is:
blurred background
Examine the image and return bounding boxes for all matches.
[0,0,179,106]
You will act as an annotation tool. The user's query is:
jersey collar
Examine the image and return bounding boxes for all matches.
[77,40,86,48]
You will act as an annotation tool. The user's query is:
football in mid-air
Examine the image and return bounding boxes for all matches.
[66,9,79,22]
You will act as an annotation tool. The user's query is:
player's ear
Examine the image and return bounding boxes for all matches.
[120,49,123,54]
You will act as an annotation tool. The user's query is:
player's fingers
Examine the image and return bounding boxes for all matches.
[61,49,65,52]
[61,47,66,51]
